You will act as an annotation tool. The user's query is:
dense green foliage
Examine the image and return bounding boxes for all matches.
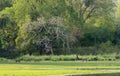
[0,0,120,58]
[0,55,119,62]
[16,55,120,61]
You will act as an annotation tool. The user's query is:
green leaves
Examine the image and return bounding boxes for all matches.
[116,0,120,24]
[0,0,12,11]
[16,16,68,54]
[0,14,9,28]
[0,0,118,55]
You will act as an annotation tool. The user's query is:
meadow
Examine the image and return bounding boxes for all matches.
[0,61,120,76]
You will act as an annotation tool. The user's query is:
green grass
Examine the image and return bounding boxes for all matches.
[0,61,120,76]
[14,55,120,62]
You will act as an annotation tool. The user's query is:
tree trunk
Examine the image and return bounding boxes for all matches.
[66,36,70,54]
[94,37,97,55]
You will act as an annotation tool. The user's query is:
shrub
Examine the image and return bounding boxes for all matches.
[15,55,120,62]
[0,58,7,61]
[103,56,116,61]
[115,55,120,59]
[50,56,60,61]
[0,57,11,62]
[60,55,76,61]
[0,50,21,59]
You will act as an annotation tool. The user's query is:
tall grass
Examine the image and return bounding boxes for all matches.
[0,55,120,62]
[14,55,120,62]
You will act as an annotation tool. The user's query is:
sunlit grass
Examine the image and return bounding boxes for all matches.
[0,61,120,76]
[1,69,120,76]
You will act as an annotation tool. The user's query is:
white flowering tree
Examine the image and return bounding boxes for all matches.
[16,17,68,55]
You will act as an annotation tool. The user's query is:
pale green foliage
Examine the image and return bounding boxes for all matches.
[66,0,115,26]
[0,25,17,50]
[0,0,12,11]
[12,0,31,25]
[0,0,118,55]
[98,41,120,54]
[16,16,67,52]
[116,0,120,24]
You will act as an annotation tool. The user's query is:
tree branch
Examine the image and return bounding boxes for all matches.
[79,2,83,16]
[83,6,95,24]
[81,6,88,17]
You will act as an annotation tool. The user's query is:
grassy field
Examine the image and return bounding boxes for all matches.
[0,61,120,76]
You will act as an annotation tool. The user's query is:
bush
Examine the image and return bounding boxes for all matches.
[103,56,116,61]
[0,58,7,61]
[0,57,11,62]
[50,56,60,61]
[60,55,76,61]
[115,55,120,59]
[15,55,120,62]
[0,50,21,59]
[16,55,52,62]
[77,55,117,61]
[16,55,77,61]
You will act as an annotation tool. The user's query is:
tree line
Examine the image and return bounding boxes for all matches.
[0,0,120,58]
